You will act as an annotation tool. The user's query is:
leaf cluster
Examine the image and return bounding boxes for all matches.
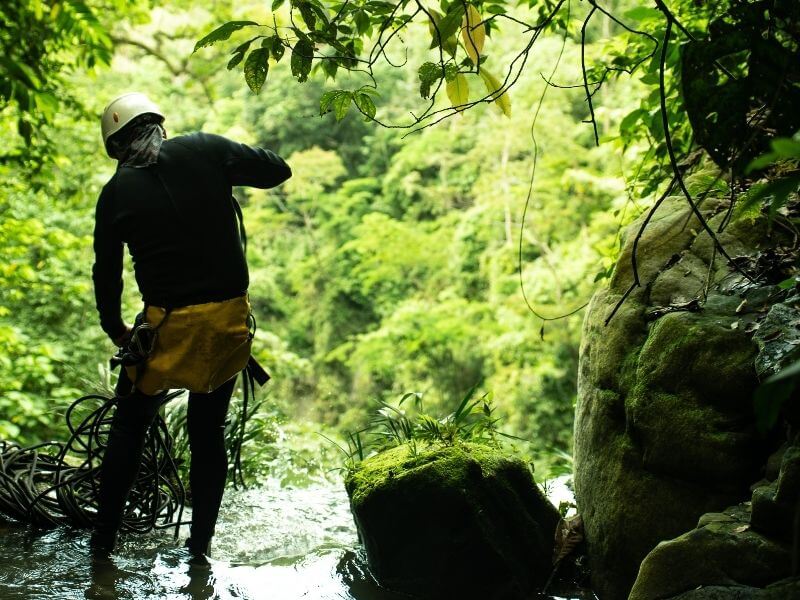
[0,0,132,149]
[335,383,524,470]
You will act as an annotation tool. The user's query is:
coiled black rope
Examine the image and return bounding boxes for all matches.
[0,365,260,536]
[0,390,187,537]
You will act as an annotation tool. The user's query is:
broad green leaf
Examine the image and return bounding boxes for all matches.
[461,5,485,66]
[321,59,338,79]
[767,359,800,384]
[227,38,257,70]
[320,89,340,114]
[320,89,350,117]
[446,73,469,110]
[227,52,245,70]
[619,108,644,133]
[0,57,41,89]
[291,38,314,82]
[298,1,317,30]
[244,48,270,93]
[639,71,660,85]
[272,38,285,61]
[426,10,457,56]
[479,68,511,117]
[354,10,370,35]
[364,1,395,15]
[272,0,285,10]
[772,138,800,158]
[234,38,258,54]
[194,21,258,53]
[332,91,352,120]
[354,92,376,119]
[747,153,779,172]
[430,5,464,51]
[308,1,330,26]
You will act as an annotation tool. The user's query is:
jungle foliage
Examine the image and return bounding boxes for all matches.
[0,0,797,477]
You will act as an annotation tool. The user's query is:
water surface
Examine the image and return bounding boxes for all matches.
[0,481,405,600]
[0,469,586,599]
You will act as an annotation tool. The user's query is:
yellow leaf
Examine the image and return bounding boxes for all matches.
[461,5,485,66]
[479,68,511,117]
[446,73,469,111]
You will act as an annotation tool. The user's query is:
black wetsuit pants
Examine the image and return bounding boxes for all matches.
[92,377,236,554]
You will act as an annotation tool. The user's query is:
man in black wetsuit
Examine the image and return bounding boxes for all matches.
[90,92,291,558]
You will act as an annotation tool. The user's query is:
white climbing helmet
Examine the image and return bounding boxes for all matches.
[101,92,164,151]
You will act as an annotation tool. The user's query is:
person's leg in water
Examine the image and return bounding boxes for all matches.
[185,376,236,557]
[90,387,165,553]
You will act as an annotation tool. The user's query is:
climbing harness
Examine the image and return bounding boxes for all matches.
[116,295,255,397]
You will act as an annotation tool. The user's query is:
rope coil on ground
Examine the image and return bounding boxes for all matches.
[0,390,187,535]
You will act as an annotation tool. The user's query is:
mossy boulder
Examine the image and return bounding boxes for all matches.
[575,196,786,598]
[344,442,561,599]
[628,441,800,599]
[664,577,800,599]
[628,503,791,600]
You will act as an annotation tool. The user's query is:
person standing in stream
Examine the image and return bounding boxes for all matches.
[90,92,291,559]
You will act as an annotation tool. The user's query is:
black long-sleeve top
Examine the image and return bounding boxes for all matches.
[92,132,291,340]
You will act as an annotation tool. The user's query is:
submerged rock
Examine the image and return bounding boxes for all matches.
[575,196,790,598]
[344,442,560,599]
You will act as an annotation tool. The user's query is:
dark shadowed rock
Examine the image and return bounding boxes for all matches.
[664,577,800,600]
[629,440,800,599]
[344,442,561,599]
[628,503,791,600]
[751,444,800,542]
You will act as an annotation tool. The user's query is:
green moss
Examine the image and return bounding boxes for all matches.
[344,440,560,597]
[345,441,527,510]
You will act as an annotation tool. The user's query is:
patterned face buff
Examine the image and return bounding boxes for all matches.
[108,114,165,168]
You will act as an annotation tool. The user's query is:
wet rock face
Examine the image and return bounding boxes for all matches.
[628,503,791,600]
[344,443,561,599]
[629,442,800,599]
[662,577,800,600]
[575,196,789,599]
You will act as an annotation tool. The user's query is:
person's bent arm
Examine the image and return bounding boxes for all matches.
[195,132,292,189]
[92,185,127,343]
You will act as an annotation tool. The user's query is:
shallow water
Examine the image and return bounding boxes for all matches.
[0,473,587,600]
[0,481,406,600]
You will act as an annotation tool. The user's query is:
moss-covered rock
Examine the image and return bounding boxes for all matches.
[666,577,800,600]
[627,437,800,599]
[344,442,561,599]
[575,196,786,599]
[628,503,791,600]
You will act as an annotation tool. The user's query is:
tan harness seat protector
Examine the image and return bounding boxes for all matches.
[126,294,252,395]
